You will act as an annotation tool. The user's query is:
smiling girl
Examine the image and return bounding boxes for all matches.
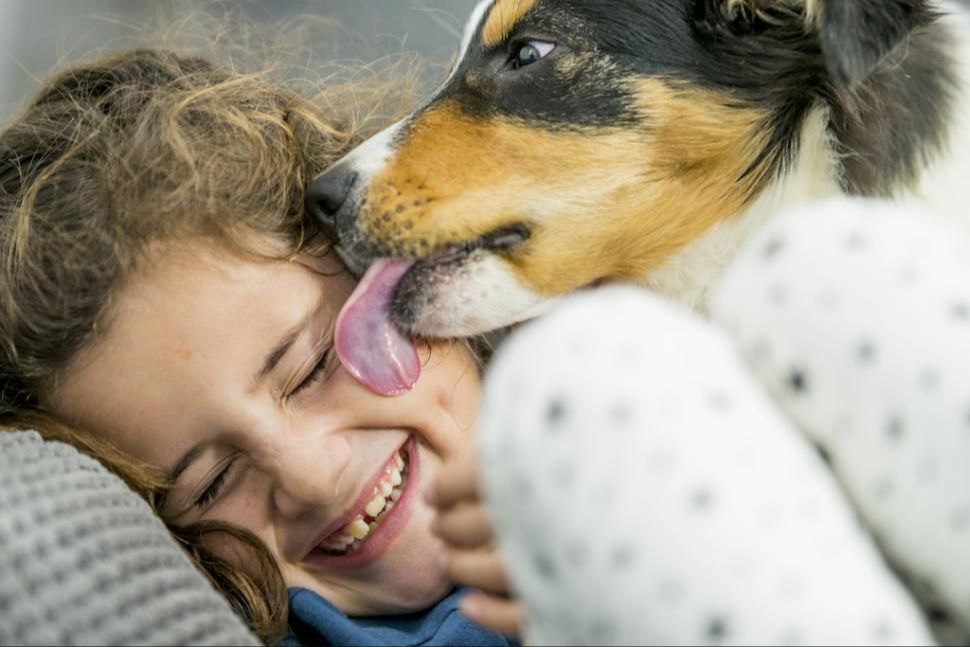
[0,47,513,645]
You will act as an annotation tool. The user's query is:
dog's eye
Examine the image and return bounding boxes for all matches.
[511,40,555,69]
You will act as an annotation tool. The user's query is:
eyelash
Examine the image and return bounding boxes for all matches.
[195,457,236,508]
[290,348,332,398]
[192,350,332,509]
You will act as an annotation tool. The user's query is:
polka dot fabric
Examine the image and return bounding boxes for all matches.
[479,290,931,645]
[476,197,970,645]
[710,197,970,640]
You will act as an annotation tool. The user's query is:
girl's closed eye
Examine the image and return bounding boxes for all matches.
[189,348,335,511]
[195,456,238,509]
[289,347,334,399]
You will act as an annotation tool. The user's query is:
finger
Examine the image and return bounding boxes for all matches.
[433,503,494,548]
[444,548,511,595]
[460,592,525,638]
[426,450,480,509]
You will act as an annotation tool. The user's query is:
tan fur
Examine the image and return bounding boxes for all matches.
[482,0,540,48]
[724,0,758,23]
[360,79,773,298]
[803,0,822,30]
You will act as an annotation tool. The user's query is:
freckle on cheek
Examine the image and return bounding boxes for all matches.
[174,348,193,362]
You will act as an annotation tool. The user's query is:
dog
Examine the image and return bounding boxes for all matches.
[307,0,970,343]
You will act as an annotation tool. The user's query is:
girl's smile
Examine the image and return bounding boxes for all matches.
[304,435,416,569]
[48,238,481,616]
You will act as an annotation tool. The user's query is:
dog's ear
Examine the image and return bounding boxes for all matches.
[696,0,927,87]
[812,0,926,87]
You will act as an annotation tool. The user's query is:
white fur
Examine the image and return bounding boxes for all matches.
[335,118,405,184]
[448,0,494,85]
[410,252,553,337]
[913,1,970,230]
[647,108,841,312]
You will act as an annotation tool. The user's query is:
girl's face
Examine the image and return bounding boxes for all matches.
[48,240,481,616]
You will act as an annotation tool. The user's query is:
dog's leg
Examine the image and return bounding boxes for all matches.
[477,286,933,645]
[710,196,970,642]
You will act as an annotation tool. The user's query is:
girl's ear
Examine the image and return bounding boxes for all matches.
[695,0,929,87]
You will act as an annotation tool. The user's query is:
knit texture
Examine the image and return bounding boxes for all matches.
[0,430,259,646]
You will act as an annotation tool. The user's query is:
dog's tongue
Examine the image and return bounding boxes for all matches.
[335,259,420,396]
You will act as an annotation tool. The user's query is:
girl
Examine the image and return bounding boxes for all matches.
[0,46,515,645]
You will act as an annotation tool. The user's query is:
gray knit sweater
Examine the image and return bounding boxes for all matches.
[0,430,260,646]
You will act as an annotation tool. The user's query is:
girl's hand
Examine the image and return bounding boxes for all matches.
[427,449,525,638]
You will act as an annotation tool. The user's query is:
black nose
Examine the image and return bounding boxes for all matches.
[305,165,358,241]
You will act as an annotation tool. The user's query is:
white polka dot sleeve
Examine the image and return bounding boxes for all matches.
[477,282,934,645]
[709,197,970,642]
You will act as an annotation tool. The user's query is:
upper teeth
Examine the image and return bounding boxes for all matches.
[319,449,408,553]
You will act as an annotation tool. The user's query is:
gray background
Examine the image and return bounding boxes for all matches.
[2,0,969,122]
[0,0,480,121]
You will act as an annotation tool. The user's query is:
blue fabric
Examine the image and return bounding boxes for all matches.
[283,587,517,646]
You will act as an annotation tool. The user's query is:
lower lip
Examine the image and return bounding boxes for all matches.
[305,437,419,571]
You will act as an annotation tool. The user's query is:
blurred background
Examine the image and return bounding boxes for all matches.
[0,0,480,121]
[2,0,968,123]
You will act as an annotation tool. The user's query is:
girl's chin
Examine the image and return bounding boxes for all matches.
[376,570,453,614]
[294,560,452,617]
[292,504,453,615]
[351,527,454,614]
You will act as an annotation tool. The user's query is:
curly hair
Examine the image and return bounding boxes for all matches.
[0,45,417,642]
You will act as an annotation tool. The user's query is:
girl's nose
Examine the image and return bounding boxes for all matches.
[269,432,351,520]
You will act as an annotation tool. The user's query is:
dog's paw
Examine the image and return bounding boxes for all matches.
[710,196,970,636]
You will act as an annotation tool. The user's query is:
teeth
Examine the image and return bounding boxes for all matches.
[365,495,386,517]
[347,518,370,540]
[321,531,354,551]
[318,450,410,556]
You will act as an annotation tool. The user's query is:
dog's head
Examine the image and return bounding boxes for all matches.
[308,0,933,338]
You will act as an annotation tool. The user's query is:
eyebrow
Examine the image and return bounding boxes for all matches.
[256,290,334,384]
[169,442,211,482]
[257,327,302,383]
[481,0,539,48]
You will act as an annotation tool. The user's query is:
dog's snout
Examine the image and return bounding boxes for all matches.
[306,165,358,241]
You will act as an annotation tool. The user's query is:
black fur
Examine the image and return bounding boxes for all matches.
[824,20,957,195]
[819,0,929,86]
[411,0,957,196]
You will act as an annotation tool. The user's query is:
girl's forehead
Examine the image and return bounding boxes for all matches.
[124,238,344,308]
[60,241,349,396]
[48,244,349,446]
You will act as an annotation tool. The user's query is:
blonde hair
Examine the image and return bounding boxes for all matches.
[0,42,418,642]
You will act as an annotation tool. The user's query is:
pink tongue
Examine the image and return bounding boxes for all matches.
[335,259,420,396]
